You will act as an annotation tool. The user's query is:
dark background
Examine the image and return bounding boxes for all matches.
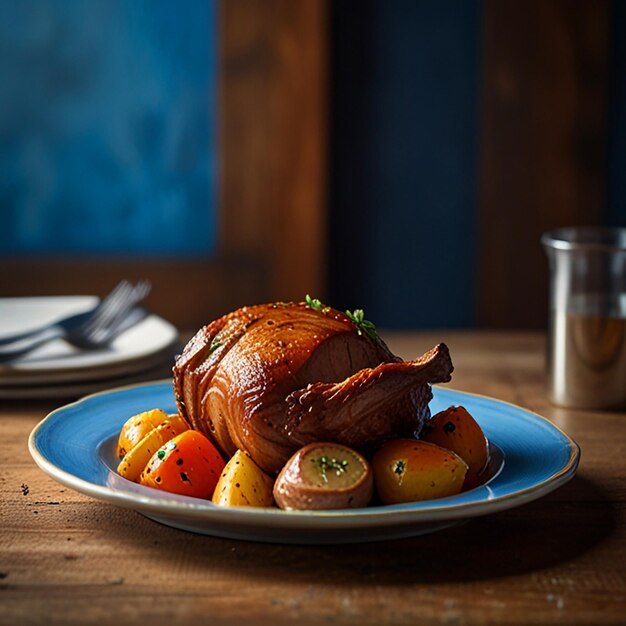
[330,0,625,329]
[330,1,478,328]
[0,0,624,331]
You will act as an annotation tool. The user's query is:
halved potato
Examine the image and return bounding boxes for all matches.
[117,416,189,482]
[273,443,373,510]
[373,439,468,504]
[421,406,489,489]
[212,450,274,507]
[116,408,170,457]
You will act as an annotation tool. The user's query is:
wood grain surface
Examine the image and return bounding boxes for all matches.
[1,332,625,625]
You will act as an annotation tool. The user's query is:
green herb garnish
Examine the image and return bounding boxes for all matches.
[305,295,330,313]
[304,295,377,339]
[345,308,377,340]
[394,460,406,475]
[313,455,349,483]
[209,337,221,352]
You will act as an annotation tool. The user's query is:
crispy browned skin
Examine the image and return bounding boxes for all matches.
[172,302,453,474]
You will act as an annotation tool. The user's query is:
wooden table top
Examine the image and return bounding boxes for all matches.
[2,331,625,625]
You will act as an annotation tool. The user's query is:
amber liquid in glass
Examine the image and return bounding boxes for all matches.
[548,295,626,409]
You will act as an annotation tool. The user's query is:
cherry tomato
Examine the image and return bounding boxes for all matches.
[139,430,225,499]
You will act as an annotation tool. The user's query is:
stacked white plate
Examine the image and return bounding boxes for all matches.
[0,296,180,399]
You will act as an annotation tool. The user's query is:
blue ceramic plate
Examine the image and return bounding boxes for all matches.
[29,381,579,544]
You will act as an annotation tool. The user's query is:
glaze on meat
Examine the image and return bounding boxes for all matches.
[172,302,453,474]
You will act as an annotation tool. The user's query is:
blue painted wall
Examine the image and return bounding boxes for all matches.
[0,0,216,256]
[329,1,479,329]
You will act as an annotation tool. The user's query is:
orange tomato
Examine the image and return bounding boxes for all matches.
[421,406,489,489]
[139,430,225,499]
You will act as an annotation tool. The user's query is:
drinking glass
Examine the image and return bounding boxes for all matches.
[542,227,626,409]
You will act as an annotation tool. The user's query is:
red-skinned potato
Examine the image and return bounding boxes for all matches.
[421,406,489,489]
[274,443,373,510]
[373,439,467,504]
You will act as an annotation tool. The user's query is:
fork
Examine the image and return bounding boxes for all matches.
[0,280,151,363]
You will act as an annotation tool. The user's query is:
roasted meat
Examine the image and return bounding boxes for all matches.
[173,302,453,474]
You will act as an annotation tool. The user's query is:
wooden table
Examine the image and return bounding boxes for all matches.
[2,332,625,625]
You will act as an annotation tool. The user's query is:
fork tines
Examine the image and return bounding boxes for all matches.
[80,280,152,342]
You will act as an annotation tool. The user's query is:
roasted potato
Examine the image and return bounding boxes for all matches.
[116,408,170,457]
[372,439,468,504]
[212,449,274,507]
[273,443,373,510]
[117,416,190,482]
[140,430,225,498]
[421,406,489,489]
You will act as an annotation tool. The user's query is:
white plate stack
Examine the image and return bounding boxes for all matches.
[0,297,180,399]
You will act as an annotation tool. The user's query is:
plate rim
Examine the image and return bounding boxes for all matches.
[28,379,581,529]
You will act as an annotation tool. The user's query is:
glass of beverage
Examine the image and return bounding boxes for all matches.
[542,227,626,409]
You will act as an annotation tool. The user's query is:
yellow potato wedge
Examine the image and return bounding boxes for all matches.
[117,416,190,482]
[421,406,489,489]
[212,450,274,507]
[116,408,170,457]
[373,439,468,504]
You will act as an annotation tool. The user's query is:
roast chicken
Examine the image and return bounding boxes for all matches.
[173,302,453,474]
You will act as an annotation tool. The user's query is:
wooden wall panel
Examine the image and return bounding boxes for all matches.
[219,0,328,301]
[479,0,610,329]
[0,257,267,331]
